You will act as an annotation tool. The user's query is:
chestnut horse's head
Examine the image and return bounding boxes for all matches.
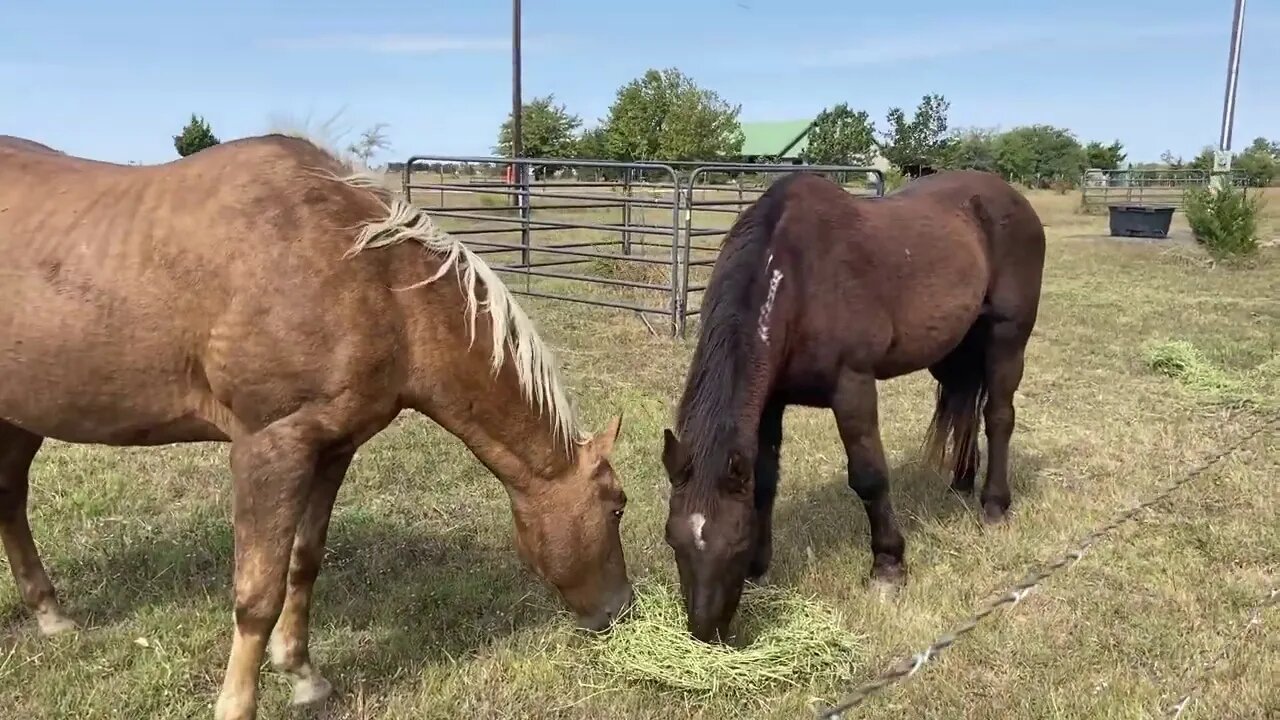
[509,415,632,632]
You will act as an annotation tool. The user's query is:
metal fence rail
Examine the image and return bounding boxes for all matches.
[401,155,885,337]
[1079,168,1245,211]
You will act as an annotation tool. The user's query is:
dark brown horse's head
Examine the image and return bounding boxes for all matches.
[661,429,757,642]
[510,415,633,632]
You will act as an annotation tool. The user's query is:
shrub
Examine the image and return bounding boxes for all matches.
[1182,184,1264,260]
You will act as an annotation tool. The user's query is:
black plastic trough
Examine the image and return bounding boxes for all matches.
[1107,204,1175,239]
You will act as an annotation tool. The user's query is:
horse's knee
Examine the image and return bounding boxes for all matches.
[846,460,888,501]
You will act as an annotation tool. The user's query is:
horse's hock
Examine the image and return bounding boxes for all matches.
[397,155,885,337]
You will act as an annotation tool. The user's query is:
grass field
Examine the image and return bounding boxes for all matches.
[2,186,1278,719]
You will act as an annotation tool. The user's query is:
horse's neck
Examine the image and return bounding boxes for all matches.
[393,287,576,490]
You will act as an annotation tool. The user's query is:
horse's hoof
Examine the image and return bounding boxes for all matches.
[291,674,333,707]
[981,503,1009,526]
[869,562,906,599]
[37,610,78,636]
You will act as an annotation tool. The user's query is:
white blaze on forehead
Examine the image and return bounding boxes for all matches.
[689,512,707,550]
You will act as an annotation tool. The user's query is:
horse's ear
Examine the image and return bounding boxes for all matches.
[662,429,689,483]
[595,413,623,457]
[722,450,751,495]
[580,413,623,466]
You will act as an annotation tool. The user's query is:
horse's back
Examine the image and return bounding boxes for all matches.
[0,135,397,445]
[775,171,1041,380]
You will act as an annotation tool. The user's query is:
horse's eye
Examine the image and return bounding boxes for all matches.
[612,509,624,519]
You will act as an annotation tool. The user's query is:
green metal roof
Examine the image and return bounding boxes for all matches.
[739,119,815,158]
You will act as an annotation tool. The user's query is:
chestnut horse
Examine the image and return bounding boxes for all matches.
[662,170,1045,641]
[0,134,632,719]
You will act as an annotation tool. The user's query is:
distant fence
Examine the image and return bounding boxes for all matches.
[1079,168,1245,211]
[401,156,884,337]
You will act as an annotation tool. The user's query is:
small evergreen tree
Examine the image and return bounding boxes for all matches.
[173,114,220,157]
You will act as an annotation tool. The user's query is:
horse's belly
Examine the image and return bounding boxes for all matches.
[873,295,986,379]
[0,277,226,445]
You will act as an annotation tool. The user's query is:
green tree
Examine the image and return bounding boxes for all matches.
[1083,140,1126,170]
[346,123,392,167]
[941,127,999,173]
[880,93,951,173]
[1233,137,1278,187]
[173,114,220,157]
[574,126,610,160]
[800,103,877,165]
[495,94,582,159]
[601,68,744,161]
[1160,150,1186,170]
[1187,146,1216,173]
[991,125,1086,187]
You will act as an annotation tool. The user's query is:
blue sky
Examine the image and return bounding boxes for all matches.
[2,0,1276,165]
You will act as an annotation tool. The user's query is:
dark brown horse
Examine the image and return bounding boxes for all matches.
[662,170,1045,641]
[0,134,632,719]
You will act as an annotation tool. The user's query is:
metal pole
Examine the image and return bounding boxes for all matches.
[511,0,523,161]
[1218,0,1246,152]
[1213,0,1246,189]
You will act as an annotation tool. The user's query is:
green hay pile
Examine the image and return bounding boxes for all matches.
[580,581,863,699]
[1145,341,1243,396]
[1144,340,1277,408]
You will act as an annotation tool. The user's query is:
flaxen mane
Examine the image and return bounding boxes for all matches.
[675,174,797,503]
[285,132,584,447]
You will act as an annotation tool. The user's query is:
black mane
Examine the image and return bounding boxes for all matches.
[675,173,799,504]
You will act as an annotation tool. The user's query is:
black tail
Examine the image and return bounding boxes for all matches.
[922,322,988,482]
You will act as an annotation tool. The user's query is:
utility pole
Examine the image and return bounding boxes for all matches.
[1213,0,1246,188]
[511,0,523,161]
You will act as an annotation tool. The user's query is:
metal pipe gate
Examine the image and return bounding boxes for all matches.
[401,155,884,337]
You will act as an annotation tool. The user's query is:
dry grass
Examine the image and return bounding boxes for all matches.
[2,188,1279,719]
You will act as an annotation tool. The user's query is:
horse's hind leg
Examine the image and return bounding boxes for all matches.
[0,422,76,635]
[833,369,907,589]
[269,447,354,708]
[215,413,324,720]
[980,319,1031,523]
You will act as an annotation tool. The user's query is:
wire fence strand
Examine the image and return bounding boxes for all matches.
[815,414,1278,720]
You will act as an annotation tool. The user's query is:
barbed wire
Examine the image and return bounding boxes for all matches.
[815,414,1278,720]
[1166,586,1279,719]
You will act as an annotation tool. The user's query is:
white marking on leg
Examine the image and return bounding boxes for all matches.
[689,513,707,551]
[757,268,784,344]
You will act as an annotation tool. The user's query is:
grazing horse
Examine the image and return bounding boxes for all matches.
[0,135,633,719]
[661,170,1045,642]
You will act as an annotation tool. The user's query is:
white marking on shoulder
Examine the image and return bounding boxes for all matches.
[690,513,707,551]
[757,268,784,344]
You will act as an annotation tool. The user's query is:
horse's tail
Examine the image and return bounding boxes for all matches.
[921,322,988,481]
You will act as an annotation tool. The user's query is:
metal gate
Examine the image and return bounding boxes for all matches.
[399,156,885,337]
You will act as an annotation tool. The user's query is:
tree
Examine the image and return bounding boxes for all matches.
[1234,137,1278,187]
[495,94,582,159]
[574,126,610,160]
[601,68,744,162]
[880,93,951,174]
[173,114,220,157]
[991,125,1086,187]
[346,123,392,167]
[1083,140,1126,170]
[1187,146,1216,173]
[800,103,877,165]
[941,127,1000,173]
[1160,150,1186,170]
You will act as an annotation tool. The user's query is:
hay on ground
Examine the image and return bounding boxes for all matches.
[578,581,863,701]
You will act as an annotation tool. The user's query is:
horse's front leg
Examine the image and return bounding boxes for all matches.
[268,448,354,708]
[832,369,906,589]
[748,400,785,580]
